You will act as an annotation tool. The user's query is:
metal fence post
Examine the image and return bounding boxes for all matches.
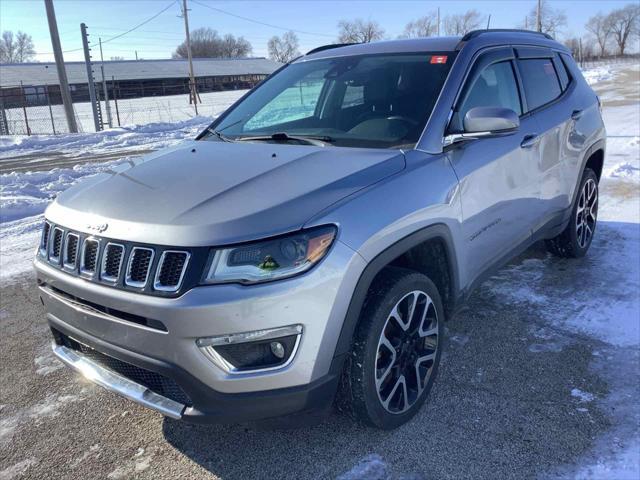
[112,76,121,127]
[45,85,57,135]
[20,81,31,136]
[0,92,8,135]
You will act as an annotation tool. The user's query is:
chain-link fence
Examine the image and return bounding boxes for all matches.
[0,76,259,136]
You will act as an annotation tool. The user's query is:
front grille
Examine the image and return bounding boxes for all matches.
[37,222,196,297]
[53,329,191,406]
[64,233,79,269]
[101,243,124,283]
[40,221,51,254]
[126,247,154,287]
[81,239,99,276]
[50,227,64,263]
[155,251,190,291]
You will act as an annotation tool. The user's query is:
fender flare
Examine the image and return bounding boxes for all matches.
[572,138,606,203]
[332,223,460,360]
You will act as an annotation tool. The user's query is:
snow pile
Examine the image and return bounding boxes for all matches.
[0,116,210,158]
[1,159,126,223]
[582,65,615,85]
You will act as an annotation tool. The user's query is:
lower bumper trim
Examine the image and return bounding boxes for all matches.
[53,343,185,420]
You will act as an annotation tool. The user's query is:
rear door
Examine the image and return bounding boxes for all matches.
[514,48,577,233]
[445,47,543,284]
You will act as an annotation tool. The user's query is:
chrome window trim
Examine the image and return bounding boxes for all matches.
[80,237,101,278]
[125,247,155,288]
[153,250,190,292]
[100,242,125,284]
[62,232,80,271]
[48,227,64,264]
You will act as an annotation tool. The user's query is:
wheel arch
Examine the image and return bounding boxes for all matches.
[332,223,460,360]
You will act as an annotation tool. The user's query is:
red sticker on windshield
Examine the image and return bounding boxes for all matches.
[431,55,448,64]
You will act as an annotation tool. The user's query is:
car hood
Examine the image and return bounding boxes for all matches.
[47,140,405,246]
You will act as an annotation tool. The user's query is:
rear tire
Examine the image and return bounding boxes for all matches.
[546,168,599,258]
[337,267,444,429]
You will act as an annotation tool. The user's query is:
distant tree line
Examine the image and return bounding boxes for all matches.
[0,31,35,63]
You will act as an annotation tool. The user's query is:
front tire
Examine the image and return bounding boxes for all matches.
[338,267,444,429]
[546,168,599,258]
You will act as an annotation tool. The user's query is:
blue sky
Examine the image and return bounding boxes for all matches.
[0,0,634,62]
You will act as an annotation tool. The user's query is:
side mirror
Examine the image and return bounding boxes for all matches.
[463,106,519,134]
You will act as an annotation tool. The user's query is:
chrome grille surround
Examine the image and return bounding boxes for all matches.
[154,251,191,292]
[100,243,125,284]
[63,232,80,270]
[125,247,155,288]
[49,227,64,264]
[80,238,100,278]
[40,221,51,256]
[37,222,195,297]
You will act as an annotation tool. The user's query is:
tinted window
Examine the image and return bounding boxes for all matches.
[518,58,562,111]
[453,61,522,132]
[553,54,570,90]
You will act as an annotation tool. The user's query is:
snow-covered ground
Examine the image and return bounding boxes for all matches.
[0,62,638,478]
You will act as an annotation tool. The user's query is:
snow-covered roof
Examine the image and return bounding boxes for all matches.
[0,57,281,87]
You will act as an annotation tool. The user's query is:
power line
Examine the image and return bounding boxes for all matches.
[38,0,179,55]
[99,0,179,46]
[189,0,334,38]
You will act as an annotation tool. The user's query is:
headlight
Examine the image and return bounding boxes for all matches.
[204,225,337,284]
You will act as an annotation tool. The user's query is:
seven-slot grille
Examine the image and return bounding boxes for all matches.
[39,222,191,295]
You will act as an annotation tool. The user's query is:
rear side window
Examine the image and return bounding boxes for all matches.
[518,58,562,111]
[452,60,522,132]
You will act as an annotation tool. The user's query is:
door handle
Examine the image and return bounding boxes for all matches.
[571,109,583,120]
[520,134,540,149]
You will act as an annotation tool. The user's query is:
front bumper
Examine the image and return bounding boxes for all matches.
[35,240,366,423]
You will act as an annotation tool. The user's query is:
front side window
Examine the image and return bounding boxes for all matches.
[518,58,562,111]
[203,53,456,149]
[451,60,522,132]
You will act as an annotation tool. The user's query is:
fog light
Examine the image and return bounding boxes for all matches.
[197,325,302,374]
[270,341,285,359]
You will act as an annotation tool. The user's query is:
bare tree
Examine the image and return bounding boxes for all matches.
[443,10,484,36]
[337,19,385,43]
[586,13,612,57]
[173,28,252,59]
[606,4,640,55]
[523,0,566,37]
[0,31,35,63]
[267,31,300,63]
[400,14,438,38]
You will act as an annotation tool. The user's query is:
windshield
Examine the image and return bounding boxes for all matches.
[202,52,455,149]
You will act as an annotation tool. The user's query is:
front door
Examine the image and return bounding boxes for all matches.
[445,48,543,285]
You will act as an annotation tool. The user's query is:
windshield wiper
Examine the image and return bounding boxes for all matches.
[203,126,235,143]
[236,132,333,146]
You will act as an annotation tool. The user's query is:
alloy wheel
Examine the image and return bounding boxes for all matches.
[375,290,439,414]
[576,178,598,249]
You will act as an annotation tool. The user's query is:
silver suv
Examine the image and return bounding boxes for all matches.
[35,30,605,429]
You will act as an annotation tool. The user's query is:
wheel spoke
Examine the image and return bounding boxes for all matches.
[382,374,405,410]
[376,334,396,388]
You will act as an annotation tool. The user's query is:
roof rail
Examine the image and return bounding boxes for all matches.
[461,29,554,41]
[306,43,358,55]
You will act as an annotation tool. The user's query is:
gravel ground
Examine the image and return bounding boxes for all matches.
[1,238,635,479]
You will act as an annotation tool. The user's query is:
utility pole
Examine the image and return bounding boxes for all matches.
[44,0,78,133]
[536,0,542,32]
[437,7,440,36]
[81,23,103,132]
[486,14,491,30]
[135,50,138,61]
[99,38,113,128]
[181,0,199,114]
